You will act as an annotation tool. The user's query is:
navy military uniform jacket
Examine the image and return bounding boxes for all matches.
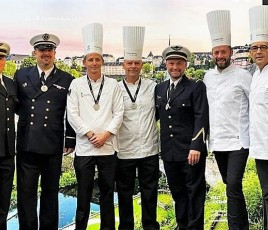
[155,75,209,161]
[0,76,17,156]
[14,66,76,154]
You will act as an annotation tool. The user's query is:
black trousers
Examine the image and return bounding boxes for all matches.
[255,159,268,230]
[164,157,206,230]
[116,154,160,230]
[74,154,117,230]
[214,148,249,230]
[16,151,62,230]
[0,156,14,230]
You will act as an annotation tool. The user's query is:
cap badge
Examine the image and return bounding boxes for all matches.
[42,33,50,41]
[171,46,183,51]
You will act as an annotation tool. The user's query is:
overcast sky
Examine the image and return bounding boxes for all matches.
[2,0,262,58]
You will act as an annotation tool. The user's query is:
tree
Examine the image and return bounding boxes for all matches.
[3,61,17,78]
[193,69,206,81]
[142,62,154,78]
[185,67,195,78]
[153,72,165,83]
[20,56,37,68]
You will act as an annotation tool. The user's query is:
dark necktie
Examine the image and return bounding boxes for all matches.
[168,83,175,99]
[40,71,46,84]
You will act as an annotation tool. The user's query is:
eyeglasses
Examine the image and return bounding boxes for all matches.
[250,45,268,52]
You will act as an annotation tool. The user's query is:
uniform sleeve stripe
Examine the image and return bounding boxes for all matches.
[191,127,205,144]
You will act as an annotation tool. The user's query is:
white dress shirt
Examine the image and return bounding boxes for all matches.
[249,65,268,159]
[117,78,159,159]
[67,75,124,156]
[204,64,252,151]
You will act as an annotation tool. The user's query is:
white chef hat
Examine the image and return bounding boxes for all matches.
[82,23,103,55]
[249,5,268,43]
[123,26,145,60]
[206,10,231,48]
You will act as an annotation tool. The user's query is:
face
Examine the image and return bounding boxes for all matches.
[83,53,104,76]
[122,60,143,79]
[33,48,56,69]
[212,45,233,70]
[165,58,187,80]
[249,42,268,71]
[0,56,6,74]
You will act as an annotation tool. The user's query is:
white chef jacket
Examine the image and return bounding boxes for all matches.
[204,64,252,151]
[117,78,159,159]
[249,65,268,159]
[67,75,124,156]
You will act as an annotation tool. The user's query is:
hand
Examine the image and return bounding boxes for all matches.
[63,148,75,156]
[187,150,201,165]
[90,131,111,148]
[86,131,94,139]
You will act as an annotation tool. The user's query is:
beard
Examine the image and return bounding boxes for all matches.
[215,58,231,70]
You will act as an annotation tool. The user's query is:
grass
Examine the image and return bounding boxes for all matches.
[86,192,175,230]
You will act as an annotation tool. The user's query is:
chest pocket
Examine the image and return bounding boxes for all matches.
[176,100,191,108]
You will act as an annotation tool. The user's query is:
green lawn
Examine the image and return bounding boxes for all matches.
[86,193,176,230]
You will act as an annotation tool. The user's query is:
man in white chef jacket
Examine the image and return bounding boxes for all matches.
[116,26,160,230]
[248,5,268,230]
[204,10,252,230]
[67,23,124,230]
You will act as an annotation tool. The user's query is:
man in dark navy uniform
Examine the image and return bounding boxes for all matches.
[155,45,209,230]
[14,33,76,230]
[0,42,18,230]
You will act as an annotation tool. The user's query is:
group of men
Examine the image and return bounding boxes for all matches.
[1,4,268,230]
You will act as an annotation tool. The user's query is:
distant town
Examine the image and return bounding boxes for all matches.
[7,44,253,78]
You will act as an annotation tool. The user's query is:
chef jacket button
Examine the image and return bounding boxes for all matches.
[30,122,33,125]
[169,125,172,128]
[32,99,35,102]
[168,115,171,119]
[31,114,34,117]
[47,100,50,103]
[6,98,8,101]
[7,128,9,131]
[31,106,34,109]
[45,116,48,119]
[182,103,185,106]
[170,134,173,137]
[7,118,10,121]
[46,108,49,111]
[6,107,9,111]
[44,124,47,127]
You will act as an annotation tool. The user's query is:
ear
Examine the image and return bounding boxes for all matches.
[32,50,36,56]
